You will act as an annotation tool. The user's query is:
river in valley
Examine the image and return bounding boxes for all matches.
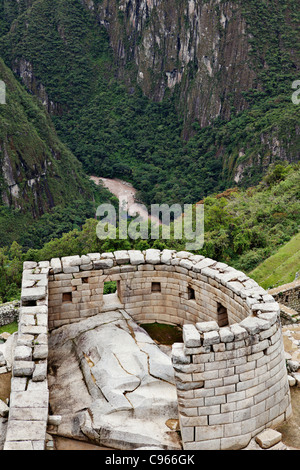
[90,176,161,226]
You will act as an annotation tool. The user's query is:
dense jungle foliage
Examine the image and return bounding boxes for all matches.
[0,0,299,206]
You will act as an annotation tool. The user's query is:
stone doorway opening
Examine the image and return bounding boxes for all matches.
[102,281,122,311]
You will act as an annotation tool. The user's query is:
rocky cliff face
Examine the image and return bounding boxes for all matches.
[0,0,298,202]
[0,58,93,217]
[87,0,257,136]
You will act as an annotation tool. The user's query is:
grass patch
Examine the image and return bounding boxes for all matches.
[0,321,18,336]
[141,323,182,346]
[250,232,300,289]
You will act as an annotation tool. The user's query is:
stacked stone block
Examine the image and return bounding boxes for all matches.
[172,315,291,450]
[0,301,20,328]
[4,261,49,450]
[5,249,292,450]
[47,250,255,330]
[269,280,300,322]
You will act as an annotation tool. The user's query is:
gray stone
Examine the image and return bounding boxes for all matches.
[183,324,201,348]
[13,361,35,377]
[239,316,271,335]
[16,334,34,348]
[93,258,114,270]
[5,420,47,442]
[230,323,248,340]
[62,255,81,266]
[10,390,49,409]
[0,351,6,367]
[10,377,27,392]
[171,343,191,365]
[21,286,47,301]
[114,251,130,265]
[50,258,62,274]
[86,253,100,261]
[145,249,161,264]
[47,311,181,450]
[203,330,220,346]
[252,302,280,313]
[38,261,50,269]
[288,375,296,386]
[81,255,91,265]
[255,429,282,449]
[293,372,300,386]
[9,407,48,422]
[128,250,145,265]
[193,258,216,272]
[48,415,62,426]
[14,345,32,362]
[33,344,48,360]
[23,261,37,270]
[196,321,219,333]
[62,265,79,274]
[161,250,175,265]
[219,327,234,343]
[32,362,47,382]
[4,441,34,450]
[179,259,193,270]
[287,360,300,373]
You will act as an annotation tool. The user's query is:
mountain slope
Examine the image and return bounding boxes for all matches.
[0,0,299,205]
[250,233,300,289]
[0,57,94,217]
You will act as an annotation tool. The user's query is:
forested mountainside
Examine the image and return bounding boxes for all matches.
[0,0,299,207]
[0,58,94,216]
[0,56,116,247]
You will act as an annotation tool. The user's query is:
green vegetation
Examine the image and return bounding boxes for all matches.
[0,56,117,248]
[0,0,298,302]
[250,233,300,289]
[0,57,96,215]
[0,163,298,303]
[0,0,298,207]
[140,323,183,346]
[103,281,118,295]
[0,321,18,336]
[201,163,300,272]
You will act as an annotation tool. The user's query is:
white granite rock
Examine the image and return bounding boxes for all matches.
[196,321,219,333]
[145,249,161,264]
[47,310,181,450]
[183,324,201,348]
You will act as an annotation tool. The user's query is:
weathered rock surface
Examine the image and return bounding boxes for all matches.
[47,310,181,450]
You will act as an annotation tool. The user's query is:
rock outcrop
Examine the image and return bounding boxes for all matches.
[47,309,181,450]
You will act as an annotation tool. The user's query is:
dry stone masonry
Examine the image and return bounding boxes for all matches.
[269,280,300,324]
[4,250,292,450]
[4,262,49,450]
[0,301,19,328]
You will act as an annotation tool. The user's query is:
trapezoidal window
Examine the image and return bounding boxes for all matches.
[217,302,229,327]
[63,292,72,303]
[188,286,196,300]
[152,282,161,293]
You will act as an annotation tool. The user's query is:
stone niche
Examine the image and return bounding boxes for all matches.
[6,249,292,451]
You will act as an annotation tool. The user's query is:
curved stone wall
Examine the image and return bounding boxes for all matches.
[47,250,257,329]
[4,249,292,450]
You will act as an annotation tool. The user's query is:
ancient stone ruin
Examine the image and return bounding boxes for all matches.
[3,250,292,450]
